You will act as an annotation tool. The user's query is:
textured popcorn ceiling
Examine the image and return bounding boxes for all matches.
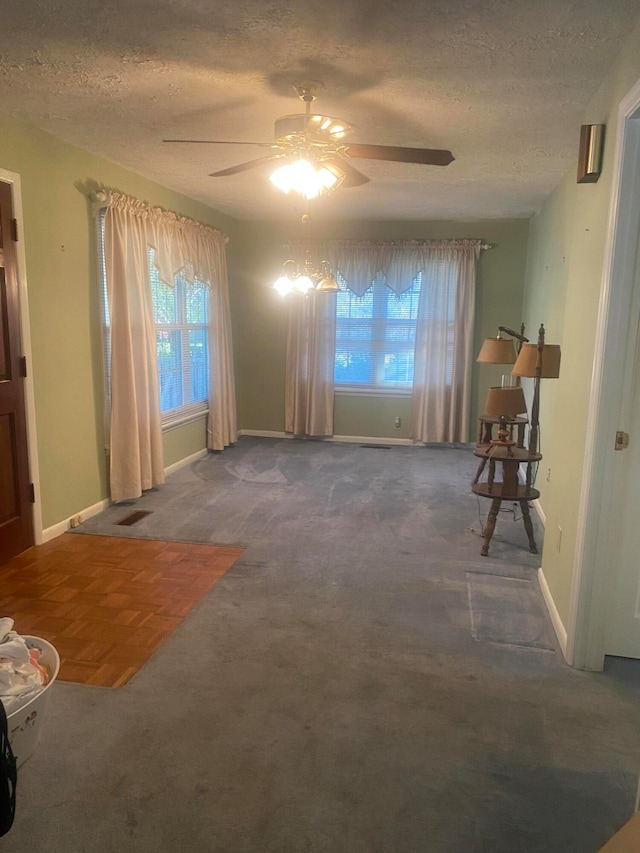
[1,0,639,221]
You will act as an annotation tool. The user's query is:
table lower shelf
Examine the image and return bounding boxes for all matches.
[472,483,540,501]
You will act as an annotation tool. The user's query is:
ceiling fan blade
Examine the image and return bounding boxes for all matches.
[164,139,275,147]
[324,157,370,188]
[340,143,454,166]
[209,153,285,177]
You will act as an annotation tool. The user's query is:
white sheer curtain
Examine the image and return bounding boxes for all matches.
[285,290,337,437]
[206,246,237,450]
[411,241,480,442]
[98,190,236,502]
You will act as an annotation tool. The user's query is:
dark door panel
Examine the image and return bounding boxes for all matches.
[0,181,33,563]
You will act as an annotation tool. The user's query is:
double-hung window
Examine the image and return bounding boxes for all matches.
[334,271,421,393]
[148,249,210,424]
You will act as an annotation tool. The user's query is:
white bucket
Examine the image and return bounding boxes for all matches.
[6,636,60,767]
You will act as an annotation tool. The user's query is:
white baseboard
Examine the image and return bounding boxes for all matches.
[41,497,110,543]
[332,434,414,446]
[531,499,546,527]
[238,429,292,439]
[538,566,568,661]
[164,448,208,476]
[238,429,414,446]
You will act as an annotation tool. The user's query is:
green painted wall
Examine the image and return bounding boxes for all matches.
[233,219,530,438]
[0,113,239,529]
[521,18,640,624]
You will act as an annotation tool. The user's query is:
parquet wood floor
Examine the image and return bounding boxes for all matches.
[0,533,244,687]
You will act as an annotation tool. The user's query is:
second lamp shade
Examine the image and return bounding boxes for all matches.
[512,344,561,378]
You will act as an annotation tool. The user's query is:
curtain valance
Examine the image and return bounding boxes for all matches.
[286,239,486,296]
[93,190,228,288]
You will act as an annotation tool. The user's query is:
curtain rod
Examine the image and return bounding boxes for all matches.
[281,239,493,250]
[89,189,228,241]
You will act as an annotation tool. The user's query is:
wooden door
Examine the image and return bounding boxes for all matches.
[0,180,33,563]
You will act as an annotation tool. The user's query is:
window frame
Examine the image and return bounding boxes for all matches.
[334,272,421,396]
[149,254,211,428]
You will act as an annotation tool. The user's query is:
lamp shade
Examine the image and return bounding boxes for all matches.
[512,344,561,378]
[476,337,517,364]
[484,386,527,417]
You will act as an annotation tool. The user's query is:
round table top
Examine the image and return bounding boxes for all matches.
[473,444,542,462]
[472,482,541,501]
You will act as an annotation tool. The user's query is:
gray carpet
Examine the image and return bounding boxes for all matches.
[5,437,640,852]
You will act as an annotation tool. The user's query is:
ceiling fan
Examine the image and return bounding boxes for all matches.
[164,83,455,191]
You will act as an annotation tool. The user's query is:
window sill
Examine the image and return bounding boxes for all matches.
[335,386,412,398]
[161,409,209,432]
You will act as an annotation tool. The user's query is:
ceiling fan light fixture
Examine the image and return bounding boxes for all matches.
[167,83,455,201]
[318,163,344,191]
[269,158,344,200]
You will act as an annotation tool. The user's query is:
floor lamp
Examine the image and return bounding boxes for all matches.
[511,324,561,454]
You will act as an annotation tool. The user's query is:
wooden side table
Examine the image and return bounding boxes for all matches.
[472,445,542,556]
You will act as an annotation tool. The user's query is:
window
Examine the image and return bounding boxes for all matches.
[99,217,210,428]
[334,271,421,392]
[149,250,210,423]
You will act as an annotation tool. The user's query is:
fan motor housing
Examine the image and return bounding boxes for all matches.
[274,114,353,146]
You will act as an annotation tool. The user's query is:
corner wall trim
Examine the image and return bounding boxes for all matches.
[538,566,568,660]
[42,498,110,543]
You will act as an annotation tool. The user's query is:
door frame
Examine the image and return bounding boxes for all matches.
[0,168,42,545]
[567,77,640,669]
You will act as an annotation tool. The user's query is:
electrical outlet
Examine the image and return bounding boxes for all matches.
[556,525,562,552]
[546,467,551,482]
[394,417,401,429]
[70,514,82,529]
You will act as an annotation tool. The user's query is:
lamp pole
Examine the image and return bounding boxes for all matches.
[528,323,545,455]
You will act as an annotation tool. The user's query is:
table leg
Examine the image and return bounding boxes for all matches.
[481,498,502,557]
[520,500,538,554]
[473,458,487,485]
